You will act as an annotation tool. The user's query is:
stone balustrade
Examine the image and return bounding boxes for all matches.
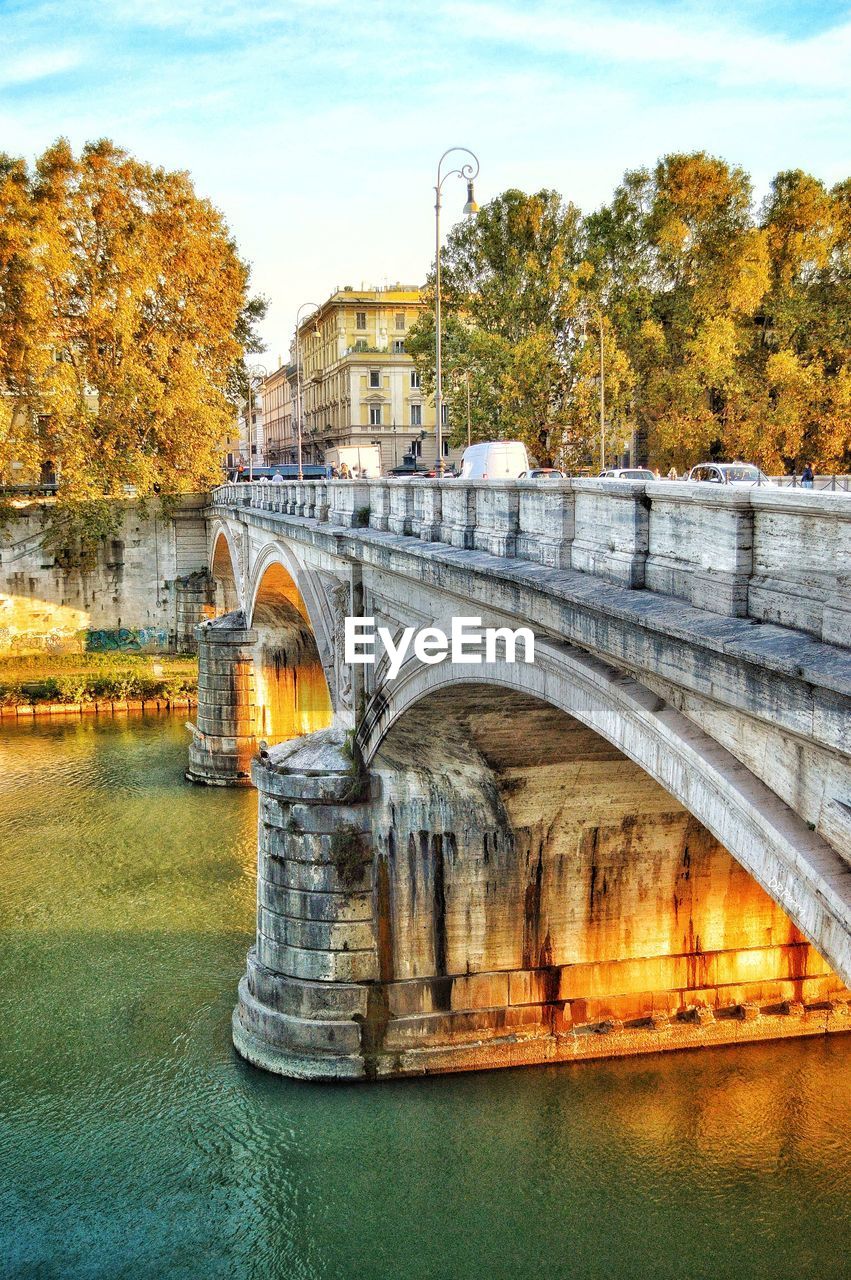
[211,478,851,647]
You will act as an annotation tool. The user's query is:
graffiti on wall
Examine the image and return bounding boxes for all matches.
[83,627,170,653]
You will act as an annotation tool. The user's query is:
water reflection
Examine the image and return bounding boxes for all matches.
[0,715,848,1280]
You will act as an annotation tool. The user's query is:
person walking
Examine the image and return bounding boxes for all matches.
[667,466,678,480]
[801,462,814,490]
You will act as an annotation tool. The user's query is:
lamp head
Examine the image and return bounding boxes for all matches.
[462,180,479,216]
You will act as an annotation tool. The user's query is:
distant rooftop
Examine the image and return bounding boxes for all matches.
[331,282,422,296]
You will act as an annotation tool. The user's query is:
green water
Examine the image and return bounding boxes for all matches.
[1,715,849,1280]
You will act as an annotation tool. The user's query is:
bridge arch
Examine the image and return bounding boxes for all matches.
[244,543,334,745]
[359,638,851,989]
[208,520,242,615]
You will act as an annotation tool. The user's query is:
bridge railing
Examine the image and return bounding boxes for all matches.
[211,478,850,648]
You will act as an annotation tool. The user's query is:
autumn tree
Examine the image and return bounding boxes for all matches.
[586,152,770,470]
[0,138,264,552]
[732,170,851,471]
[407,189,589,465]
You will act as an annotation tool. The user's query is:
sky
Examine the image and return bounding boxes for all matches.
[2,0,850,361]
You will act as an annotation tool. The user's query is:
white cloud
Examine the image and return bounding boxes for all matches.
[0,48,82,88]
[446,1,851,92]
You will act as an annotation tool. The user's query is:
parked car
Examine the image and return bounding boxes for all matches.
[386,465,428,477]
[520,467,565,479]
[686,462,775,487]
[598,468,656,480]
[460,441,531,480]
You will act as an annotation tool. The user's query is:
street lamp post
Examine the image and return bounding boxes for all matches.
[434,147,479,475]
[598,311,605,472]
[295,302,322,481]
[245,363,267,481]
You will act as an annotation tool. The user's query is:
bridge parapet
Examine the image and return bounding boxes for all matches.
[212,478,850,647]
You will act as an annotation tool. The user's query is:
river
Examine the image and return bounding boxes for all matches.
[1,715,848,1279]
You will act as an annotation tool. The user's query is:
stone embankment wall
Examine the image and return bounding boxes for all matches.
[0,495,212,654]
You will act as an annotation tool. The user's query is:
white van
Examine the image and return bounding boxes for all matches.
[459,441,530,480]
[325,444,382,478]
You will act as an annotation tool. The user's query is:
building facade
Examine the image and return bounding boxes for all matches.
[261,361,297,465]
[266,285,462,474]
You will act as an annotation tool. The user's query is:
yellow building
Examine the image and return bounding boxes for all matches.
[281,284,461,473]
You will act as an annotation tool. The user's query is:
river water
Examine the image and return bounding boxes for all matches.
[1,715,849,1280]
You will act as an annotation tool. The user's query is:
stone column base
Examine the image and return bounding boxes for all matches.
[232,730,380,1074]
[235,966,851,1082]
[186,611,258,786]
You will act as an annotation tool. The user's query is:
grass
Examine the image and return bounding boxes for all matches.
[0,652,198,706]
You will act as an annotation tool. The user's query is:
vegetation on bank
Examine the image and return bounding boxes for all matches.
[0,653,197,706]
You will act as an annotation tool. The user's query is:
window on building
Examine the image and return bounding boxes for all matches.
[354,339,367,351]
[442,437,450,456]
[369,369,381,388]
[252,413,257,424]
[411,438,422,458]
[356,311,367,329]
[369,405,382,426]
[395,313,406,330]
[251,443,257,455]
[441,403,448,425]
[393,340,405,353]
[410,404,422,426]
[410,370,421,389]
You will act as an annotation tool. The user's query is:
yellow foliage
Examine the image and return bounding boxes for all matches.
[0,139,257,500]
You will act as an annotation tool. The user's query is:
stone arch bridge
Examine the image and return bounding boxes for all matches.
[190,476,851,1079]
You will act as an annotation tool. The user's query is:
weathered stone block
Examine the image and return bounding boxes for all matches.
[328,480,371,527]
[258,905,375,952]
[368,480,391,532]
[255,934,379,982]
[645,482,753,616]
[258,877,374,922]
[517,480,574,568]
[473,482,519,557]
[438,482,477,548]
[411,480,442,542]
[387,481,414,536]
[571,480,649,587]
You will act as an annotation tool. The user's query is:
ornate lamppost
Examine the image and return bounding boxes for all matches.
[434,147,479,474]
[295,302,322,480]
[596,310,606,472]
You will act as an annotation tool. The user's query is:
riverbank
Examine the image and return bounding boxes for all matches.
[0,652,197,716]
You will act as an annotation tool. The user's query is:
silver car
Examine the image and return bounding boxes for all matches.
[598,468,656,480]
[686,462,774,487]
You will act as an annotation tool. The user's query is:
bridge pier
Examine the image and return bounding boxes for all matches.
[232,694,850,1082]
[232,730,378,1079]
[186,611,258,786]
